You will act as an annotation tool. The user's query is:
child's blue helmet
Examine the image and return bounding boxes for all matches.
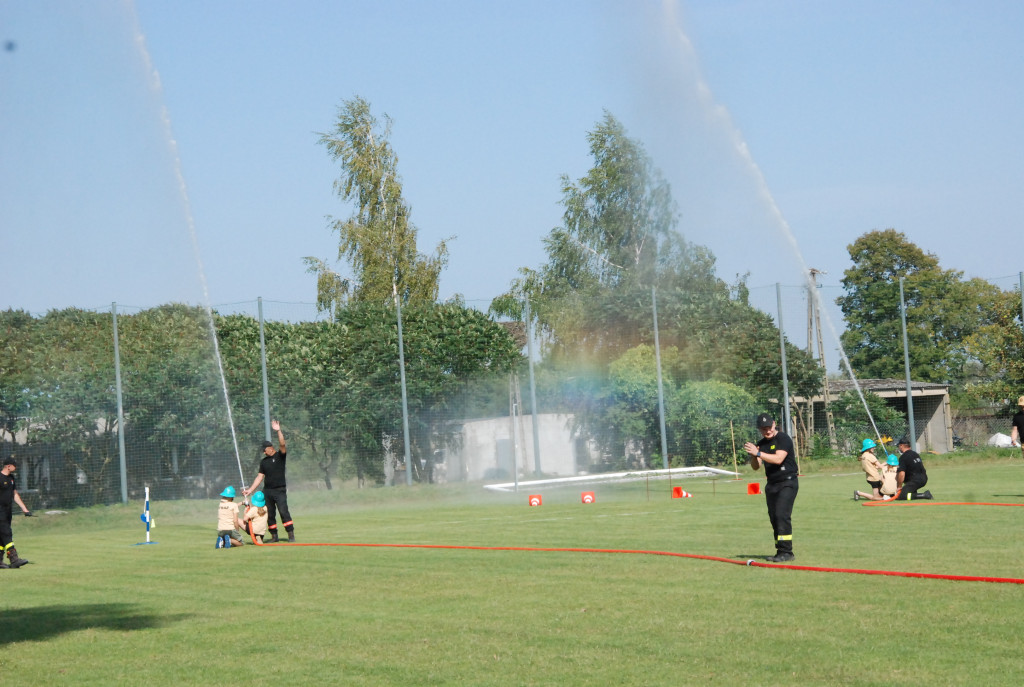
[220,486,236,498]
[251,491,266,508]
[861,438,877,451]
[886,454,899,466]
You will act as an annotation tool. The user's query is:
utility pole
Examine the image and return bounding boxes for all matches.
[807,269,837,450]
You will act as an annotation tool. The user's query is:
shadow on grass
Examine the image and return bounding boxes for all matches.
[734,554,774,561]
[2,604,189,645]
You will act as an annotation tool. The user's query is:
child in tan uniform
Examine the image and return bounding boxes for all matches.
[854,439,886,501]
[879,454,899,499]
[242,490,269,543]
[216,486,245,548]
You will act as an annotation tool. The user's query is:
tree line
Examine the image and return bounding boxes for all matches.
[0,302,522,507]
[7,98,1020,507]
[839,228,1024,411]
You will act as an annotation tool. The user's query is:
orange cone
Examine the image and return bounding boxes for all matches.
[581,491,595,504]
[528,494,542,506]
[747,482,761,495]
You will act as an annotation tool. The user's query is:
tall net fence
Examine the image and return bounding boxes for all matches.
[3,274,1022,509]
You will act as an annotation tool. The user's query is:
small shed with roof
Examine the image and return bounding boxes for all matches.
[797,378,953,454]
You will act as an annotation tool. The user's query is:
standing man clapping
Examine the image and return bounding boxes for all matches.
[743,413,798,563]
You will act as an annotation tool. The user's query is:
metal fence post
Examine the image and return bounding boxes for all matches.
[395,293,413,485]
[112,302,128,504]
[525,299,542,475]
[1019,272,1024,333]
[258,297,272,441]
[899,277,917,449]
[776,283,791,436]
[652,286,669,469]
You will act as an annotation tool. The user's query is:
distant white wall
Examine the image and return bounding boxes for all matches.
[444,414,580,481]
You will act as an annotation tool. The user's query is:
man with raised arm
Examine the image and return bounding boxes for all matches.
[244,420,295,542]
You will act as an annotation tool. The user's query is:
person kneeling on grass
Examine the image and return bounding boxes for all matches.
[242,491,269,543]
[853,438,884,501]
[216,486,245,548]
[892,437,933,501]
[855,452,900,501]
[880,454,899,498]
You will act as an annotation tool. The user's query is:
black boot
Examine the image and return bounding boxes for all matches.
[270,530,279,543]
[7,546,29,568]
[287,530,295,543]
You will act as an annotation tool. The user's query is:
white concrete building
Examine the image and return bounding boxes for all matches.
[443,413,583,482]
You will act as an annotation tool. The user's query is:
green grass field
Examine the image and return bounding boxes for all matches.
[4,456,1024,686]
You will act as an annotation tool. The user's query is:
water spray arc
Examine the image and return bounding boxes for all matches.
[128,5,246,489]
[661,2,886,441]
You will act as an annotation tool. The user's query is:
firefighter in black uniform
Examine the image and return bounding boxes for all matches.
[244,420,295,542]
[894,436,933,500]
[1,458,32,568]
[743,413,798,563]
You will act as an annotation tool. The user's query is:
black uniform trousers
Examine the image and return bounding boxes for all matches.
[765,479,798,555]
[0,505,14,548]
[899,475,928,500]
[264,486,294,534]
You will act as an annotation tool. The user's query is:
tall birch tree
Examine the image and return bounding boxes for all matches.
[307,96,449,314]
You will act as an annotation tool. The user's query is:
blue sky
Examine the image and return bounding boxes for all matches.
[3,1,1023,352]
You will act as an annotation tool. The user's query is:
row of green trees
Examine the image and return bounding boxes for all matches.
[0,302,521,507]
[839,228,1024,410]
[9,97,1020,508]
[485,112,825,465]
[302,100,827,471]
[301,98,1024,461]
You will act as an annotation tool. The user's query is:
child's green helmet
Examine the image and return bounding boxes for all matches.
[886,454,899,466]
[220,486,236,498]
[251,491,266,508]
[861,438,877,452]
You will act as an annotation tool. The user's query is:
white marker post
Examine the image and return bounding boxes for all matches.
[135,486,158,546]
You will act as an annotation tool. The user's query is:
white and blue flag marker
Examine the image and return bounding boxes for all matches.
[134,486,158,546]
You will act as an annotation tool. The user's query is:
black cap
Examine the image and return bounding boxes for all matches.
[261,440,273,450]
[897,436,911,446]
[3,458,16,468]
[755,413,774,428]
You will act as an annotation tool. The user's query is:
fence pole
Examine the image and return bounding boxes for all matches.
[525,299,542,475]
[258,297,272,441]
[652,286,669,470]
[395,293,413,486]
[776,283,792,438]
[112,302,129,504]
[899,278,917,450]
[1019,272,1024,333]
